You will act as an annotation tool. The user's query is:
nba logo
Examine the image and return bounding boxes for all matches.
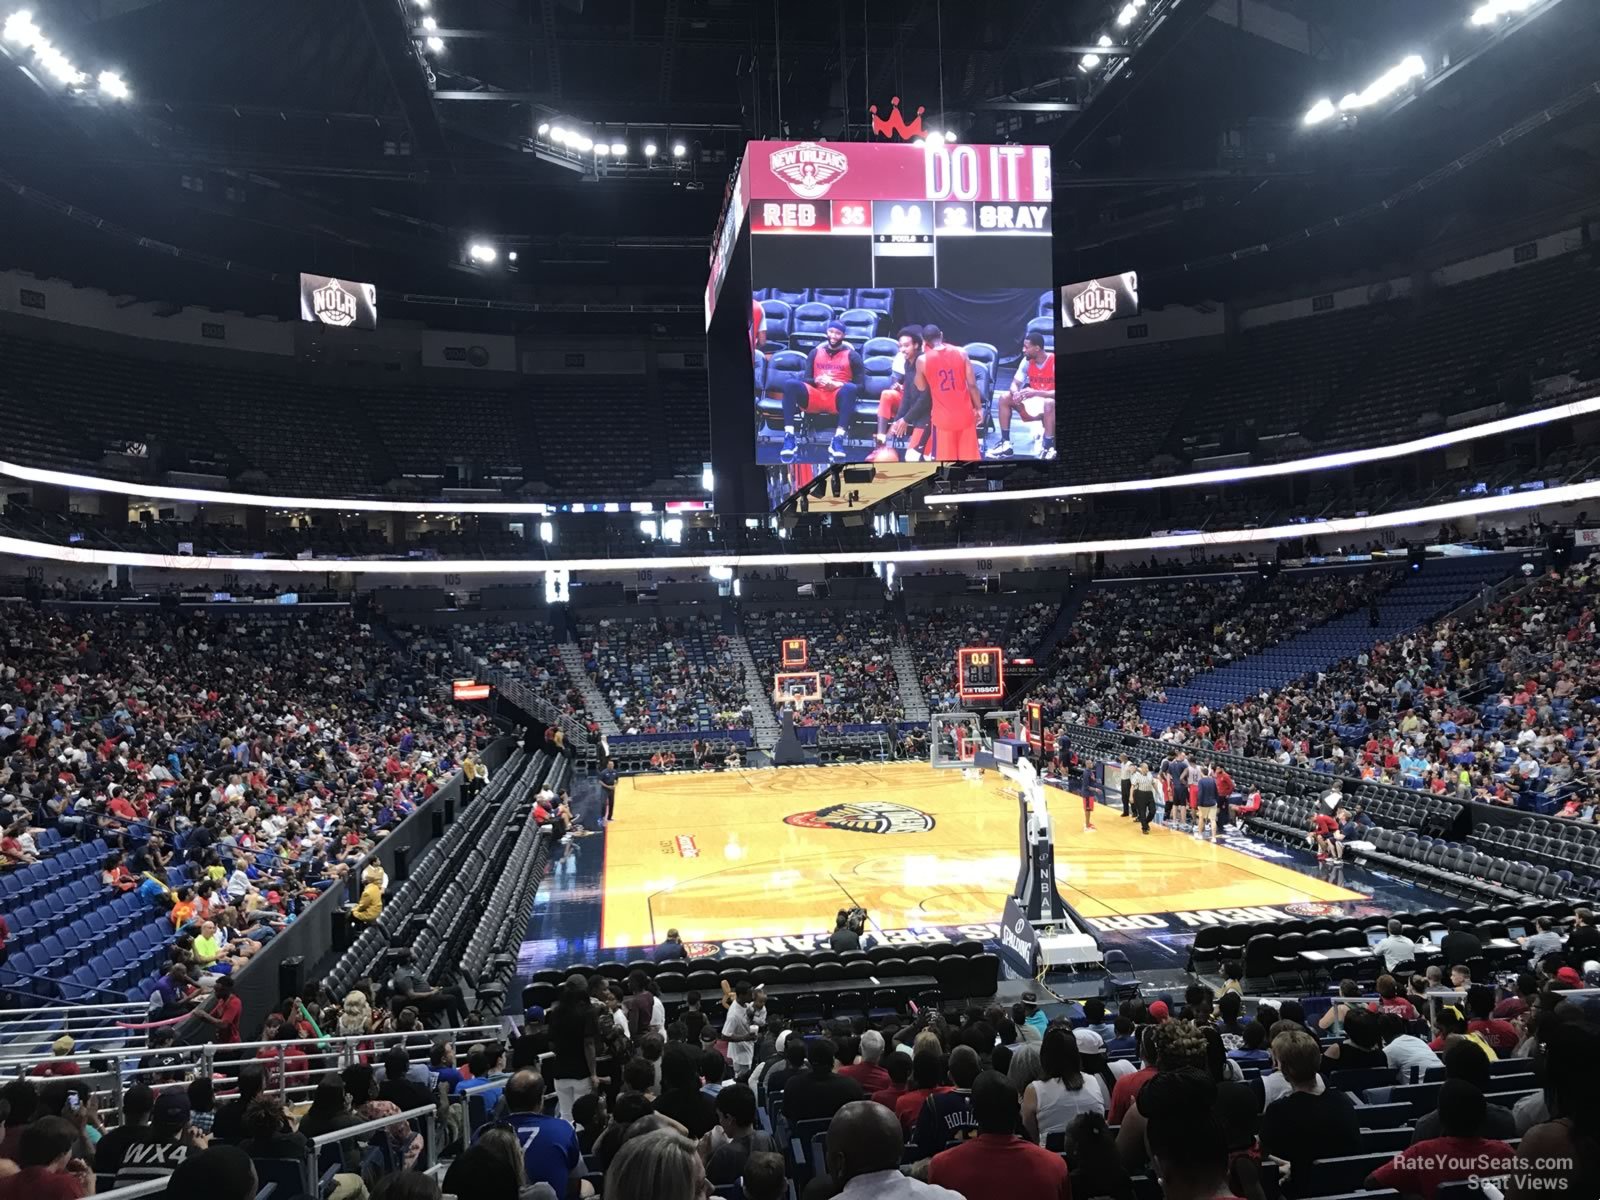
[1071,281,1118,325]
[770,142,850,200]
[313,279,358,327]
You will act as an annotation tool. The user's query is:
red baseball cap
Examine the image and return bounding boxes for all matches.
[1556,967,1583,986]
[1148,1000,1170,1022]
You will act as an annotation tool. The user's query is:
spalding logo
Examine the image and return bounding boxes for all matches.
[785,801,934,834]
[770,142,850,200]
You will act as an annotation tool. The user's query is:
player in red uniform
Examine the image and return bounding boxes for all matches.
[911,323,984,461]
[987,332,1056,460]
[780,320,861,463]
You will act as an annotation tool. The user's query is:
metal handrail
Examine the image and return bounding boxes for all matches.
[308,1101,438,1150]
[90,1181,170,1200]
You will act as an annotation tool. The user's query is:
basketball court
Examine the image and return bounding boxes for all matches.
[598,762,1367,951]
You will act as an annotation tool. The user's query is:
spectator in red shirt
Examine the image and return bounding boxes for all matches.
[894,1051,954,1133]
[1308,811,1343,861]
[0,1115,95,1200]
[1465,986,1520,1055]
[1367,1079,1514,1200]
[1107,1026,1157,1125]
[839,1029,891,1095]
[192,976,243,1044]
[31,1036,79,1078]
[926,1070,1071,1199]
[869,1051,912,1111]
[1372,974,1418,1020]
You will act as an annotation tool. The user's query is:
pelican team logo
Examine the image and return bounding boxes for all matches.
[784,801,934,835]
[312,278,358,327]
[1071,280,1119,325]
[770,142,850,200]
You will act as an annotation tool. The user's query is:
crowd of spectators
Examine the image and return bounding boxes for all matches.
[1033,569,1394,735]
[421,623,593,734]
[0,602,483,1010]
[1150,557,1599,808]
[578,615,751,734]
[745,608,905,726]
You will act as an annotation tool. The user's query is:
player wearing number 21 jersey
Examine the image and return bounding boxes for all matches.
[912,324,984,461]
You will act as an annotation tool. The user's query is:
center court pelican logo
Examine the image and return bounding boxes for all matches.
[784,801,934,834]
[770,142,850,200]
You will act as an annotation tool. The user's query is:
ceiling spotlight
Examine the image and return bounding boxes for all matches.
[924,129,941,143]
[425,35,443,52]
[672,142,686,157]
[912,137,925,147]
[610,142,626,156]
[943,130,957,143]
[1303,97,1337,126]
[468,242,498,263]
[1116,3,1138,27]
[508,251,518,262]
[575,134,594,152]
[96,70,128,99]
[643,142,658,156]
[4,11,38,44]
[550,125,566,143]
[1097,32,1113,47]
[421,15,436,30]
[1079,53,1101,70]
[537,122,550,135]
[414,0,429,7]
[595,143,610,155]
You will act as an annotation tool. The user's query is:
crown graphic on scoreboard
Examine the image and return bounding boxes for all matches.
[869,96,926,141]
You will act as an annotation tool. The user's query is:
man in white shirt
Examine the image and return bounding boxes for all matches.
[1373,920,1419,973]
[1379,1013,1442,1084]
[721,981,761,1075]
[826,1101,963,1199]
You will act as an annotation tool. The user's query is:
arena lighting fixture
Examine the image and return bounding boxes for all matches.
[467,242,497,263]
[594,143,609,155]
[1470,0,1538,24]
[537,122,550,135]
[3,395,1594,520]
[96,70,128,100]
[1079,54,1101,71]
[425,35,443,52]
[1305,53,1426,125]
[420,15,436,30]
[610,142,626,156]
[3,477,1598,577]
[672,142,686,157]
[923,394,1600,507]
[644,142,658,156]
[5,9,87,87]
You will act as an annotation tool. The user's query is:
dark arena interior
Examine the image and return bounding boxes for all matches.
[3,1,1600,1198]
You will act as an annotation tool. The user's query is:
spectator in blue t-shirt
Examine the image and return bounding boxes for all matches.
[489,1069,580,1199]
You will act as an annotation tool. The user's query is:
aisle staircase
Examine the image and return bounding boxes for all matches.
[557,641,621,738]
[890,643,931,722]
[730,634,784,749]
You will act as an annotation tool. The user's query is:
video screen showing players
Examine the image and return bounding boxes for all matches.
[752,287,1055,465]
[740,140,1054,466]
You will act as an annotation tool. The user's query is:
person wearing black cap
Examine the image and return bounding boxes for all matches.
[165,1145,259,1200]
[113,1089,199,1186]
[779,320,862,464]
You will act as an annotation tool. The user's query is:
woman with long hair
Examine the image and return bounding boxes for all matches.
[1512,1018,1600,1198]
[1316,978,1362,1039]
[1023,1026,1107,1145]
[603,1128,707,1200]
[1064,1112,1135,1200]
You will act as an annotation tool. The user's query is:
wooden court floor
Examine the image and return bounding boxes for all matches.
[600,762,1365,950]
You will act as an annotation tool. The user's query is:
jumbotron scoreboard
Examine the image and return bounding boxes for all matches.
[746,140,1053,289]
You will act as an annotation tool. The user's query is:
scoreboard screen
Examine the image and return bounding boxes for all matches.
[780,637,809,669]
[749,140,1054,467]
[957,646,1006,703]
